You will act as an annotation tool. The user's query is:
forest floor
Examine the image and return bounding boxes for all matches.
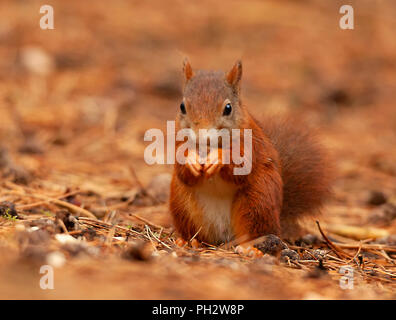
[0,0,395,299]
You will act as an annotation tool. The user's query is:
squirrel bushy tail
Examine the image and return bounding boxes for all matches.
[260,116,333,237]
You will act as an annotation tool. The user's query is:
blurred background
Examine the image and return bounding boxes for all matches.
[0,0,395,299]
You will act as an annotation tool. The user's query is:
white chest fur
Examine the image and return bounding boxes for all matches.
[194,175,237,244]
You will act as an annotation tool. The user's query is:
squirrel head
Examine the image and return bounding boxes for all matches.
[177,59,247,135]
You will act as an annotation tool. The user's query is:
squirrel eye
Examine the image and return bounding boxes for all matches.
[180,102,186,114]
[223,103,232,116]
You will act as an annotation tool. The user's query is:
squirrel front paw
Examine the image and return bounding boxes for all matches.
[186,149,203,177]
[203,148,223,179]
[179,148,225,181]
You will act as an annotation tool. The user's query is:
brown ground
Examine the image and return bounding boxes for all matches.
[0,0,395,299]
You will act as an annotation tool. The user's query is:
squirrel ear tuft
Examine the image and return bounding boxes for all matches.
[226,60,242,88]
[183,58,194,82]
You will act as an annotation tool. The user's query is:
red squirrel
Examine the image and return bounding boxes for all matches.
[169,59,332,254]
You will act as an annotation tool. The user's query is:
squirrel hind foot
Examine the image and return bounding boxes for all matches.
[235,245,264,258]
[175,237,201,249]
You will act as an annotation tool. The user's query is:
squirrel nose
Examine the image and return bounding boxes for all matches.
[192,118,211,129]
